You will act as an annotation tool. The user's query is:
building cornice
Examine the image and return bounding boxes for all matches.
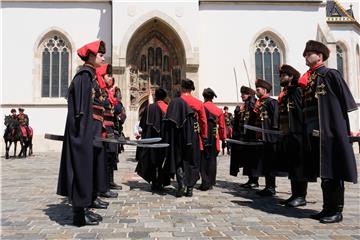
[200,0,323,3]
[1,0,110,2]
[327,20,360,31]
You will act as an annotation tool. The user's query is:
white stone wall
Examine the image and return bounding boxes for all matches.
[198,2,324,104]
[1,1,112,152]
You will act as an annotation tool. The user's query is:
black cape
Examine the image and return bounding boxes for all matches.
[313,67,357,183]
[251,97,284,177]
[278,86,312,181]
[57,66,95,207]
[163,97,200,187]
[135,102,170,186]
[230,96,257,176]
[201,106,218,187]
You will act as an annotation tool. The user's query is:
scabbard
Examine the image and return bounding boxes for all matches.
[44,134,64,141]
[312,130,360,143]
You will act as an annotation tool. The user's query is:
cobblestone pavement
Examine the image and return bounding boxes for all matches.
[1,151,360,239]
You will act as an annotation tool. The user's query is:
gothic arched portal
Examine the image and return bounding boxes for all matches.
[126,18,186,110]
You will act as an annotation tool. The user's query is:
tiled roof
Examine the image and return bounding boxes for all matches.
[326,0,359,28]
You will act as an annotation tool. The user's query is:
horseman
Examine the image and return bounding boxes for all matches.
[10,109,17,120]
[17,108,31,141]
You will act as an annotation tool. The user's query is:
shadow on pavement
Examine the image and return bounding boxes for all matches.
[43,199,73,226]
[215,179,319,219]
[123,180,178,197]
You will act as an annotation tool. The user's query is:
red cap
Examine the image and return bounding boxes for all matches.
[77,40,104,58]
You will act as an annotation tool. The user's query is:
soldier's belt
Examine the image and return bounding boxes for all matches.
[312,130,360,143]
[243,125,284,135]
[45,134,168,148]
[226,138,264,146]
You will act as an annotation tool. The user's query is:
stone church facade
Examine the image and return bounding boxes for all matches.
[1,0,359,151]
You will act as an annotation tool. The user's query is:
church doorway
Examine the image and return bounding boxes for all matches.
[126,17,186,111]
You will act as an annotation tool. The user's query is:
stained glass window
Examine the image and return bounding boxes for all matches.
[41,34,70,98]
[336,45,344,77]
[254,36,283,95]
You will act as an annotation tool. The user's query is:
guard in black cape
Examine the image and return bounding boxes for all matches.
[97,63,122,197]
[300,40,358,223]
[230,86,259,189]
[223,106,233,155]
[199,88,226,191]
[113,87,127,154]
[57,40,106,226]
[253,79,282,197]
[136,88,170,192]
[164,79,208,197]
[277,64,310,207]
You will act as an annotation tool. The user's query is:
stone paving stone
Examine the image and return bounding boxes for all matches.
[128,231,149,238]
[1,152,360,240]
[74,232,98,239]
[97,232,127,238]
[173,231,203,237]
[149,231,173,237]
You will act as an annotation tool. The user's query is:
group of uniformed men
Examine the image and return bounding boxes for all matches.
[57,39,358,227]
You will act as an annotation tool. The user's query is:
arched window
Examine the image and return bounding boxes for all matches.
[336,44,347,79]
[255,35,283,96]
[40,34,70,98]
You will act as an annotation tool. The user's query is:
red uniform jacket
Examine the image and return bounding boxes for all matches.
[157,100,168,114]
[203,101,226,151]
[181,93,208,150]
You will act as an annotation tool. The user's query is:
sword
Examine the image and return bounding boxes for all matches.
[45,133,166,147]
[243,125,284,135]
[93,137,162,145]
[226,138,264,146]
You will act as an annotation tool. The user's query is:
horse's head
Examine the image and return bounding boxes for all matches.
[4,115,18,128]
[4,115,11,127]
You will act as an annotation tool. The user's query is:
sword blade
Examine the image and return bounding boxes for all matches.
[226,138,264,146]
[133,137,162,144]
[136,143,169,148]
[243,125,284,135]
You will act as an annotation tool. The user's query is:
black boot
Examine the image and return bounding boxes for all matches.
[73,207,99,227]
[279,181,296,205]
[257,176,276,197]
[176,167,186,198]
[99,190,118,198]
[109,167,122,190]
[311,179,332,220]
[285,181,307,207]
[320,180,344,224]
[96,197,109,206]
[90,198,108,209]
[241,176,259,189]
[185,186,193,197]
[85,209,103,222]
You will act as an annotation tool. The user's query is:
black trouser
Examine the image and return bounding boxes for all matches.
[176,167,185,189]
[248,176,259,183]
[265,175,276,189]
[321,178,344,214]
[290,180,308,198]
